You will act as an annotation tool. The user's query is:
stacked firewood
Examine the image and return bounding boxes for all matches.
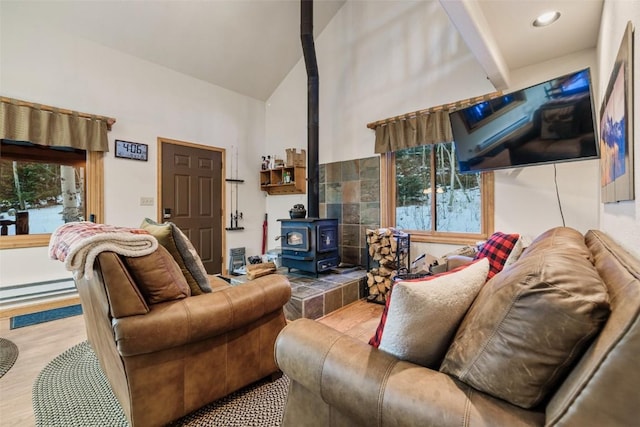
[365,228,407,303]
[246,261,277,280]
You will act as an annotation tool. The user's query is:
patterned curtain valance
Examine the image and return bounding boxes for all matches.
[368,91,503,154]
[0,97,115,152]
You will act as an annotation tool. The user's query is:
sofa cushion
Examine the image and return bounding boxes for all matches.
[473,231,520,279]
[440,235,610,409]
[140,218,209,295]
[376,258,489,368]
[123,245,191,304]
[520,226,591,260]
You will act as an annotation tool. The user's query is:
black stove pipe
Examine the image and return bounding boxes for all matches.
[301,0,319,218]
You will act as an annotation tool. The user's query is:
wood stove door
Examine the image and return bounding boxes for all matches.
[282,227,310,252]
[317,225,338,252]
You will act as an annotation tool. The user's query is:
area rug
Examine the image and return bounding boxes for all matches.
[33,341,290,426]
[0,338,19,378]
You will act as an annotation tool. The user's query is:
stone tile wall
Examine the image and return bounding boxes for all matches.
[319,156,380,267]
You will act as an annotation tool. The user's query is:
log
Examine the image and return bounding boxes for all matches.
[246,261,276,280]
[379,265,393,276]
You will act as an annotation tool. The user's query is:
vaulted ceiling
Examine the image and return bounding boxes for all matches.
[2,0,604,100]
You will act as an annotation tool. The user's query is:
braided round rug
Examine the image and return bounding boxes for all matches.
[33,341,289,426]
[0,338,19,378]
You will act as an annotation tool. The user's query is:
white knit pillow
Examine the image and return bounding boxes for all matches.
[503,235,525,268]
[378,258,489,368]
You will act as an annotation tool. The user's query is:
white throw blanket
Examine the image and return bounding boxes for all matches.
[49,221,158,279]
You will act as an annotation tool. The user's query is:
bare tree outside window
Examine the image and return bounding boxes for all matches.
[0,158,85,235]
[394,143,481,234]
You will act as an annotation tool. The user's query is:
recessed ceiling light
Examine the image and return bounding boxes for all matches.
[533,11,561,27]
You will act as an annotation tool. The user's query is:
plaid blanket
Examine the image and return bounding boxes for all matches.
[49,221,158,279]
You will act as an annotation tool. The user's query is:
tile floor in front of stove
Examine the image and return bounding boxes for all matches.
[231,267,368,320]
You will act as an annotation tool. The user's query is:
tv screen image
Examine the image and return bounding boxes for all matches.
[451,68,599,173]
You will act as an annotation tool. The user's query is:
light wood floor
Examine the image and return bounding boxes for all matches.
[0,299,383,426]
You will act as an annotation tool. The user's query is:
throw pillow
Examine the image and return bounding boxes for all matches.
[440,246,610,408]
[473,231,520,279]
[368,260,487,347]
[140,218,203,295]
[123,245,191,305]
[503,235,525,268]
[169,223,212,293]
[377,258,489,368]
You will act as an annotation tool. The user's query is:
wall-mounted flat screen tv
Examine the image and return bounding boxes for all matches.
[451,68,599,173]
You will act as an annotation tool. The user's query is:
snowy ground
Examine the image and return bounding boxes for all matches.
[395,188,481,233]
[0,205,65,235]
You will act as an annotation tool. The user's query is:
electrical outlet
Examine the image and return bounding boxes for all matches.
[140,197,154,206]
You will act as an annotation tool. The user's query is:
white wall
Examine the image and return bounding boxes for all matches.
[265,0,600,255]
[597,0,640,258]
[0,6,266,287]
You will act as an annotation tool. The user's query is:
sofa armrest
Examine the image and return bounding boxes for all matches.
[113,274,291,356]
[446,254,474,271]
[276,319,544,427]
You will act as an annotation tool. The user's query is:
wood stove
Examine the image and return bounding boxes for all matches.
[278,218,339,275]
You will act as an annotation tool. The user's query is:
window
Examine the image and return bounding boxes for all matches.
[381,142,493,244]
[0,140,103,249]
[460,93,525,131]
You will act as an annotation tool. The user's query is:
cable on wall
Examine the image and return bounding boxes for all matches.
[554,164,566,227]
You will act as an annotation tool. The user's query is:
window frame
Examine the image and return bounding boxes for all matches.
[0,148,103,249]
[380,146,494,245]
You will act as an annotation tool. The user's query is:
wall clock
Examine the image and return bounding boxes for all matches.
[115,140,148,161]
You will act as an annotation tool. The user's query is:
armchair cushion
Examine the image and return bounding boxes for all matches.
[170,223,212,293]
[377,258,489,368]
[123,245,190,304]
[441,234,610,409]
[140,218,210,295]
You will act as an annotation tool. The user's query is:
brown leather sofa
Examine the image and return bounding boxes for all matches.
[275,228,640,426]
[75,251,291,427]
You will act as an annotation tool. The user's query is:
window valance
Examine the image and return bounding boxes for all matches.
[0,97,116,152]
[368,91,503,154]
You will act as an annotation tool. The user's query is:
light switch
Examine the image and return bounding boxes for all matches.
[140,197,154,206]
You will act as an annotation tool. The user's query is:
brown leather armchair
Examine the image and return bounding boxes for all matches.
[75,251,291,427]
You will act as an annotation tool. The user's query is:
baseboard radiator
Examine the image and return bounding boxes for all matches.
[0,278,77,311]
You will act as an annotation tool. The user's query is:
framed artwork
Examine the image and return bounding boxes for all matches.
[600,21,634,203]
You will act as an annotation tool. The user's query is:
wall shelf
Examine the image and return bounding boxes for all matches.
[260,166,306,195]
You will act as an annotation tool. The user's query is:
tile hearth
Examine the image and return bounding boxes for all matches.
[230,267,367,321]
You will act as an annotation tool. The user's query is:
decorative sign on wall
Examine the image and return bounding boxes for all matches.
[115,139,148,161]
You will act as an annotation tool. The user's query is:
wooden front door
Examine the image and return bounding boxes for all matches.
[160,138,223,274]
